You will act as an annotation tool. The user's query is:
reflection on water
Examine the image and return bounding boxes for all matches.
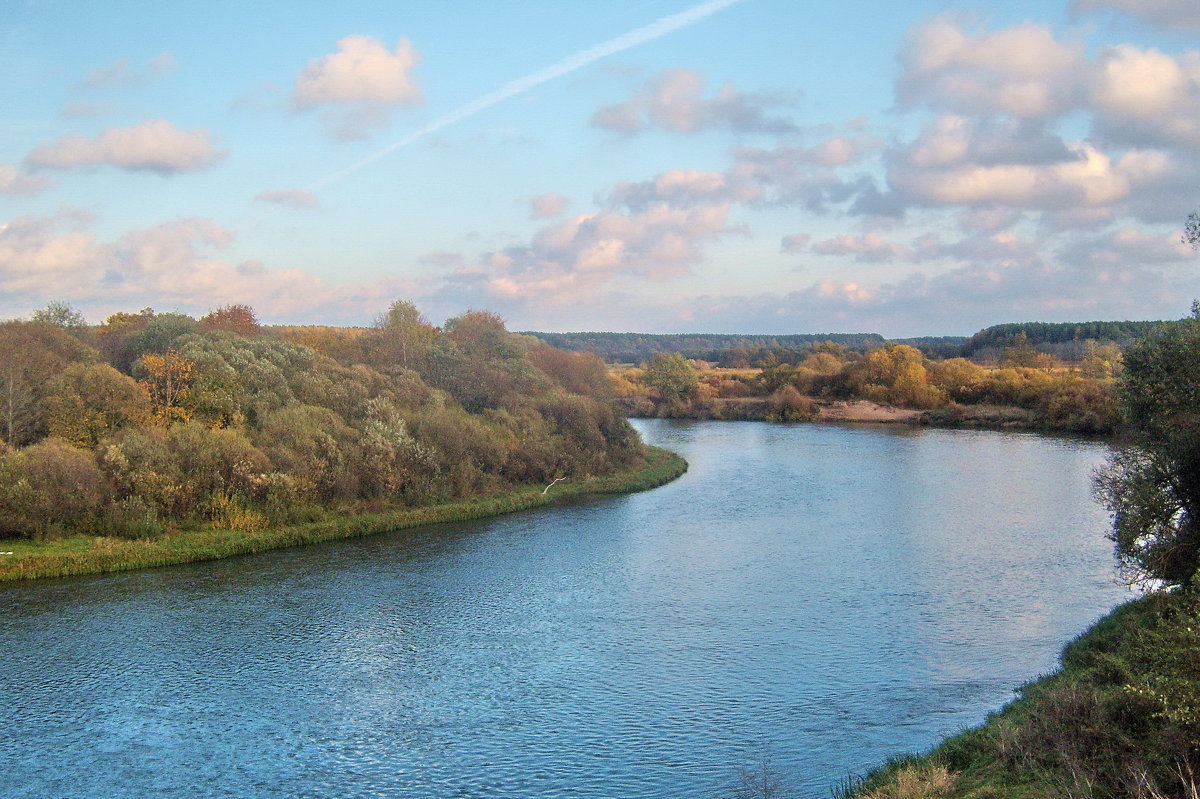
[1,420,1128,798]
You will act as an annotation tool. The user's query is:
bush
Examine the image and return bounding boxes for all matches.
[768,386,818,421]
[0,439,107,537]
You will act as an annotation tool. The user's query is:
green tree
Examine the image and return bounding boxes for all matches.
[119,312,198,371]
[1001,333,1055,369]
[0,439,107,537]
[30,301,88,334]
[255,405,360,501]
[43,363,153,447]
[1096,310,1200,584]
[362,300,438,370]
[643,352,699,403]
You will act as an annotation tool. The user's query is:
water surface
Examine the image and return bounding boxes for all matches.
[1,421,1128,798]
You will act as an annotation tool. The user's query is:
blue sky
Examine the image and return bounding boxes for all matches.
[3,0,1199,335]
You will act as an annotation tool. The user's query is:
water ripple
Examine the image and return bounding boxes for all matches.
[1,421,1128,798]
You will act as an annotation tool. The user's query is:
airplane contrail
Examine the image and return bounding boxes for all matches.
[311,0,746,190]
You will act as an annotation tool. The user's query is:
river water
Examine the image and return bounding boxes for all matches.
[2,420,1129,798]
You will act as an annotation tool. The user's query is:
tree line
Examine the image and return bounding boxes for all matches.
[526,321,1169,366]
[961,320,1167,358]
[618,338,1124,433]
[0,301,644,540]
[522,331,888,365]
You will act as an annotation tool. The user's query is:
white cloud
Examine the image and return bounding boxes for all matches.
[897,16,1085,119]
[449,202,734,305]
[591,68,797,135]
[729,139,877,210]
[1059,225,1194,268]
[0,213,420,323]
[0,164,53,196]
[895,16,1200,152]
[882,114,1171,211]
[1089,46,1200,148]
[292,35,423,140]
[255,188,318,210]
[609,168,760,210]
[528,193,568,220]
[812,232,914,262]
[25,120,226,174]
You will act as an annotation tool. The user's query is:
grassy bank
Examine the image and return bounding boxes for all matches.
[0,445,687,583]
[847,589,1199,799]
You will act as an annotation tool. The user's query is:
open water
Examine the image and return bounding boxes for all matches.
[1,420,1129,798]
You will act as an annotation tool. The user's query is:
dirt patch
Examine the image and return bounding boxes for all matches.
[818,400,922,424]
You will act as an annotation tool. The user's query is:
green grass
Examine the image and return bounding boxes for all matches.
[0,446,687,583]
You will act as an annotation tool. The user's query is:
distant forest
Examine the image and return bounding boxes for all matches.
[524,319,1174,365]
[960,320,1169,357]
[521,332,888,364]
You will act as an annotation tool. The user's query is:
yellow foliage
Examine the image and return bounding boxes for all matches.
[207,493,268,533]
[139,349,196,425]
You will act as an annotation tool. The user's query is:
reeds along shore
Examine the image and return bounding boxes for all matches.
[0,446,686,583]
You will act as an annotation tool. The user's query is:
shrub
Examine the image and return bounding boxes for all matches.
[768,386,818,422]
[0,439,107,537]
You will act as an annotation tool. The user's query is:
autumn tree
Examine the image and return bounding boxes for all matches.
[199,304,262,337]
[527,342,615,400]
[255,405,360,500]
[1079,340,1123,380]
[0,440,107,537]
[0,321,97,445]
[443,310,519,360]
[95,308,155,372]
[165,423,270,514]
[43,363,153,447]
[275,325,367,363]
[768,385,818,422]
[849,345,946,409]
[365,300,437,369]
[137,349,197,425]
[1001,333,1056,370]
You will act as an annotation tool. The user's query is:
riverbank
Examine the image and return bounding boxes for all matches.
[622,397,1113,435]
[0,445,687,583]
[848,588,1194,799]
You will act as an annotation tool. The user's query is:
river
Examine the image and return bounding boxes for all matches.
[1,420,1129,798]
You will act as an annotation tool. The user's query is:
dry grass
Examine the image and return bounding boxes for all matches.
[859,766,957,799]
